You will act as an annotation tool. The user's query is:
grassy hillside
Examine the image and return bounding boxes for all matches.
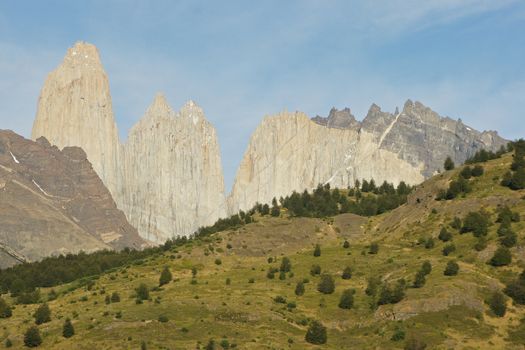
[1,153,524,349]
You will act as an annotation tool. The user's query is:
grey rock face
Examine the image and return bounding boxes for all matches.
[312,108,360,129]
[229,101,508,213]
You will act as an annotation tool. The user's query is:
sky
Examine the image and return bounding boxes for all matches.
[0,0,524,189]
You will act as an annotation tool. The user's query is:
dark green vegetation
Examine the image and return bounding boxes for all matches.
[0,147,524,348]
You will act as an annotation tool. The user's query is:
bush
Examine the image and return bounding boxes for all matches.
[214,258,222,266]
[317,274,335,294]
[424,238,435,249]
[295,281,305,296]
[391,329,405,341]
[24,326,42,347]
[0,297,12,318]
[490,247,512,267]
[341,267,352,280]
[136,284,150,301]
[338,289,355,309]
[421,261,432,275]
[378,279,406,305]
[369,242,379,254]
[110,292,120,303]
[343,240,350,249]
[471,165,484,177]
[305,320,327,345]
[504,269,525,304]
[461,211,489,237]
[34,303,51,325]
[310,265,321,276]
[159,267,172,287]
[365,276,381,296]
[442,244,456,256]
[280,257,292,273]
[488,291,506,317]
[438,228,452,242]
[500,231,517,248]
[4,338,12,348]
[313,244,321,257]
[444,156,455,171]
[474,237,488,251]
[460,166,472,179]
[62,318,75,338]
[412,270,426,288]
[158,315,169,323]
[444,261,459,276]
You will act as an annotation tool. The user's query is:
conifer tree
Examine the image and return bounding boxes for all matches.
[295,281,305,296]
[338,289,355,309]
[34,303,51,325]
[24,326,42,347]
[444,261,459,276]
[305,320,327,344]
[159,266,172,286]
[62,318,75,338]
[0,297,12,318]
[317,274,335,294]
[313,244,321,257]
[444,156,455,170]
[488,291,506,317]
[341,267,352,280]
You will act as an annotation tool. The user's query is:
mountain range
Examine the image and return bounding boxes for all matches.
[12,41,508,250]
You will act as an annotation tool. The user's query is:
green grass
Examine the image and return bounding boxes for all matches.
[1,155,524,349]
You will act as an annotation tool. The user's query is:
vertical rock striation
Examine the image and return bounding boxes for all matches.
[120,95,226,243]
[228,102,508,213]
[32,42,121,197]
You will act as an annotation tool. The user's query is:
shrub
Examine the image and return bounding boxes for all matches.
[474,237,488,251]
[310,265,321,276]
[451,217,462,230]
[471,165,484,177]
[313,244,321,257]
[34,303,51,325]
[444,156,455,171]
[273,295,286,304]
[424,238,435,249]
[442,244,456,256]
[24,326,42,348]
[500,231,517,248]
[266,268,277,279]
[110,292,120,303]
[490,247,512,267]
[317,274,335,294]
[338,289,355,309]
[343,240,350,249]
[461,211,489,237]
[214,258,222,266]
[460,166,472,179]
[391,329,406,341]
[136,284,150,301]
[412,270,426,288]
[341,267,352,280]
[378,279,406,305]
[280,257,292,273]
[4,338,12,348]
[421,261,432,275]
[438,228,452,242]
[62,318,75,338]
[504,269,525,304]
[365,276,381,296]
[305,320,327,345]
[158,315,169,323]
[0,297,12,318]
[444,261,459,276]
[369,242,379,254]
[488,291,506,317]
[295,281,305,296]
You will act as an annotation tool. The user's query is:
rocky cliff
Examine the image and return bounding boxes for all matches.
[119,95,226,243]
[0,130,144,268]
[32,42,226,243]
[32,42,121,198]
[228,102,507,213]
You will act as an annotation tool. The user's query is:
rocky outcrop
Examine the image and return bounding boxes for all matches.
[32,42,121,197]
[229,102,508,213]
[119,95,226,243]
[0,130,145,268]
[32,42,226,243]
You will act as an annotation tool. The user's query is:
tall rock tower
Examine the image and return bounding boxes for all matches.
[121,94,226,243]
[32,41,120,196]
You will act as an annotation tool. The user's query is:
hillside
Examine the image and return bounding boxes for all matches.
[0,130,145,268]
[0,149,524,349]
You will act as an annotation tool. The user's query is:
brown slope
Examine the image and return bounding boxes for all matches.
[0,130,145,268]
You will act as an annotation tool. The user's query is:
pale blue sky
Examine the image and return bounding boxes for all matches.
[1,0,524,188]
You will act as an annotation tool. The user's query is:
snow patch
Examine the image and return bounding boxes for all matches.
[9,152,19,164]
[378,112,402,147]
[466,127,472,131]
[32,180,50,196]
